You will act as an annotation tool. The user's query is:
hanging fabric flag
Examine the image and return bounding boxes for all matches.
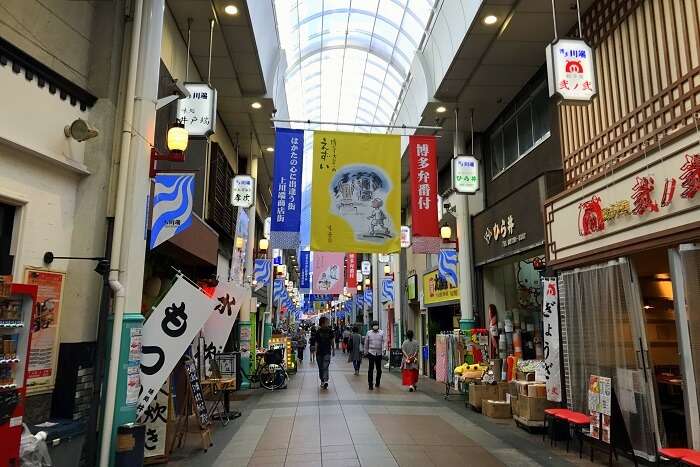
[150,173,195,249]
[409,135,440,253]
[438,248,459,287]
[299,251,311,292]
[357,290,364,308]
[311,132,401,253]
[346,253,357,289]
[381,277,394,305]
[312,252,345,294]
[364,287,373,309]
[253,259,271,290]
[201,280,249,359]
[271,128,304,248]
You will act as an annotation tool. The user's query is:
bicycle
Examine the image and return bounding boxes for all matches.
[241,349,288,390]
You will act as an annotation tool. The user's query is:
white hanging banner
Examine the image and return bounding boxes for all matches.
[139,382,170,458]
[546,38,597,102]
[137,276,215,417]
[542,278,562,402]
[202,281,249,355]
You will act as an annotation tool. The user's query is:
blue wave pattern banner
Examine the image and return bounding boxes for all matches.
[438,248,459,287]
[299,251,311,291]
[253,259,271,288]
[270,128,304,249]
[364,288,372,308]
[381,277,394,304]
[150,173,195,249]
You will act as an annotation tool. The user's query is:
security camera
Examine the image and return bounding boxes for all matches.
[64,119,99,142]
[171,79,190,98]
[443,202,452,210]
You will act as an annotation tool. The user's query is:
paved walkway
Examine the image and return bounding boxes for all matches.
[168,348,632,467]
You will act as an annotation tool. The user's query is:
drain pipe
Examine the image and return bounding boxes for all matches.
[99,1,143,465]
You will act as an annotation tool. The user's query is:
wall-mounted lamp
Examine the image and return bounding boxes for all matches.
[356,284,362,291]
[364,278,370,286]
[150,121,189,178]
[235,237,244,249]
[440,225,452,240]
[383,264,391,275]
[258,238,269,251]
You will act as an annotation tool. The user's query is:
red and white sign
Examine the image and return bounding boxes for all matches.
[546,38,597,102]
[409,135,440,253]
[346,253,357,289]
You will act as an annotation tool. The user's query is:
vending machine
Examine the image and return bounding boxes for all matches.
[0,282,38,466]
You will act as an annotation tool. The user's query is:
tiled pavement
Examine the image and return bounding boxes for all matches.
[168,349,633,467]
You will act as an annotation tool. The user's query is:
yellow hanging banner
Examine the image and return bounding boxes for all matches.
[311,131,401,253]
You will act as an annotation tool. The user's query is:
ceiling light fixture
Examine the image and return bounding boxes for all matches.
[436,106,447,113]
[483,15,498,25]
[266,146,274,152]
[224,4,239,15]
[251,101,262,109]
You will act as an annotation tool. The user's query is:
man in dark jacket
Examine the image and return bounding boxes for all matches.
[311,316,335,389]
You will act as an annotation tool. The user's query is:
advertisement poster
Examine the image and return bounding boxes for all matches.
[270,128,304,248]
[311,131,401,253]
[24,268,65,393]
[422,269,459,305]
[409,135,440,253]
[542,278,562,402]
[588,374,612,443]
[312,252,345,295]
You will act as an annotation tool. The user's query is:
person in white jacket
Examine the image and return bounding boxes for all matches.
[364,320,385,390]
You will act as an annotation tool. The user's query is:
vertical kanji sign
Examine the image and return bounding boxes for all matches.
[542,278,562,402]
[346,253,357,289]
[270,128,304,248]
[546,38,597,102]
[409,135,440,253]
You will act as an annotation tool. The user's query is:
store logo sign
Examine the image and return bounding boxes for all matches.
[176,83,217,136]
[546,39,596,102]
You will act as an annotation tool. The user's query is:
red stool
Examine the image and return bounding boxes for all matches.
[658,448,695,465]
[560,411,590,458]
[681,452,700,466]
[543,408,571,445]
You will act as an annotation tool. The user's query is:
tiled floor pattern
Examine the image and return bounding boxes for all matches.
[171,349,632,467]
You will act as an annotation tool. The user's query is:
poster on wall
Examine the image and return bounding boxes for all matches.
[312,252,345,295]
[311,131,401,253]
[422,269,459,306]
[588,375,612,443]
[542,278,562,402]
[24,268,65,393]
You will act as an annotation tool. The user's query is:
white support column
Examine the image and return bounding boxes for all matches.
[372,253,380,327]
[391,253,401,345]
[239,154,257,388]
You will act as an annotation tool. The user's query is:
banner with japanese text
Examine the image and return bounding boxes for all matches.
[408,135,440,253]
[139,381,170,458]
[311,131,401,253]
[271,128,304,248]
[137,275,215,417]
[542,278,562,402]
[346,253,357,289]
[312,252,345,295]
[202,281,249,356]
[150,173,195,249]
[299,251,311,292]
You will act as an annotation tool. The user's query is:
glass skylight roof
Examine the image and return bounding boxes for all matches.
[274,0,437,133]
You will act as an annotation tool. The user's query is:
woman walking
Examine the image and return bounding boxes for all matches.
[309,325,317,364]
[347,325,363,375]
[296,331,307,363]
[401,330,420,392]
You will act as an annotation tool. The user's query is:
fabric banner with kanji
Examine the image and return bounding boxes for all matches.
[542,278,562,402]
[346,253,357,289]
[408,135,440,253]
[311,131,401,253]
[312,252,345,295]
[270,128,304,248]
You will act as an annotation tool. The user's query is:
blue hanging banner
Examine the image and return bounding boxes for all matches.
[150,173,195,249]
[364,287,372,309]
[438,248,459,287]
[381,277,394,305]
[253,259,271,289]
[270,128,304,248]
[299,250,311,292]
[357,292,364,308]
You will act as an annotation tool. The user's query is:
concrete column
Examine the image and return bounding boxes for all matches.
[453,109,476,332]
[391,253,402,345]
[238,154,258,389]
[372,253,380,327]
[263,248,273,347]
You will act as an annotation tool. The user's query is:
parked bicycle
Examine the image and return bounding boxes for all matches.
[241,349,288,390]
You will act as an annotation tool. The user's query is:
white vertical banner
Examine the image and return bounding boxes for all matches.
[137,275,215,417]
[202,281,249,353]
[140,382,170,458]
[542,278,562,402]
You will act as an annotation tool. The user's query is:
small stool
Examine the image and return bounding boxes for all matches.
[658,448,695,465]
[681,452,700,466]
[561,411,590,458]
[543,408,571,445]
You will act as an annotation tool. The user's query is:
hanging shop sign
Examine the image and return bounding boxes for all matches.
[150,173,195,249]
[452,156,480,194]
[422,269,459,306]
[299,251,311,292]
[176,83,217,137]
[546,39,597,102]
[253,259,271,289]
[361,260,371,276]
[312,252,345,295]
[473,179,545,266]
[264,217,271,239]
[271,128,304,248]
[409,135,441,253]
[231,175,255,208]
[438,249,458,288]
[406,275,417,301]
[136,275,215,417]
[546,147,700,264]
[24,268,65,393]
[380,277,394,306]
[378,253,390,263]
[542,278,562,402]
[400,225,411,248]
[311,132,401,253]
[346,253,357,289]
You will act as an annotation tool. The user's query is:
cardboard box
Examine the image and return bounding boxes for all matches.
[517,395,554,421]
[527,384,547,398]
[483,399,512,419]
[510,394,519,417]
[516,380,532,397]
[468,383,499,410]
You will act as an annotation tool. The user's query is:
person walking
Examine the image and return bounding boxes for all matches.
[309,325,317,364]
[342,327,351,354]
[311,317,334,389]
[347,325,363,375]
[296,331,307,363]
[401,330,420,392]
[364,320,385,390]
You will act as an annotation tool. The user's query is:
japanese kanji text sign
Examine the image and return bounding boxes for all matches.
[542,278,562,402]
[546,39,597,102]
[271,128,304,248]
[409,135,440,253]
[176,83,217,136]
[452,155,480,194]
[202,280,248,355]
[346,253,357,289]
[231,175,255,208]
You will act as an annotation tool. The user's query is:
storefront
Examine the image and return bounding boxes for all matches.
[473,178,550,362]
[545,136,700,455]
[422,268,459,379]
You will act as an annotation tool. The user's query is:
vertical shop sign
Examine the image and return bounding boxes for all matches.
[312,252,345,295]
[24,269,65,392]
[150,173,195,249]
[202,280,248,355]
[140,382,170,458]
[311,132,401,253]
[542,278,562,402]
[452,156,480,194]
[546,39,597,102]
[409,135,440,253]
[271,128,304,249]
[137,275,215,417]
[346,253,357,289]
[176,83,217,136]
[299,251,311,292]
[231,175,255,208]
[361,260,371,276]
[400,225,411,248]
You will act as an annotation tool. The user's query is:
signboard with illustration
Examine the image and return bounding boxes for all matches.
[422,269,459,306]
[588,375,612,443]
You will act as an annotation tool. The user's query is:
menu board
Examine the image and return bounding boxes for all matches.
[588,375,612,443]
[183,358,209,428]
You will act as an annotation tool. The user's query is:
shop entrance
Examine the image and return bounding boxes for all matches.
[0,202,16,276]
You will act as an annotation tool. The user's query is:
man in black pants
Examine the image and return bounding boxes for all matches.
[364,320,385,390]
[311,316,335,389]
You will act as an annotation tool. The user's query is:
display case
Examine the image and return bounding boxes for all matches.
[0,282,38,466]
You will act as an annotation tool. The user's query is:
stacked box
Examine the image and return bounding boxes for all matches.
[527,384,547,398]
[483,400,512,419]
[468,383,499,410]
[517,395,554,421]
